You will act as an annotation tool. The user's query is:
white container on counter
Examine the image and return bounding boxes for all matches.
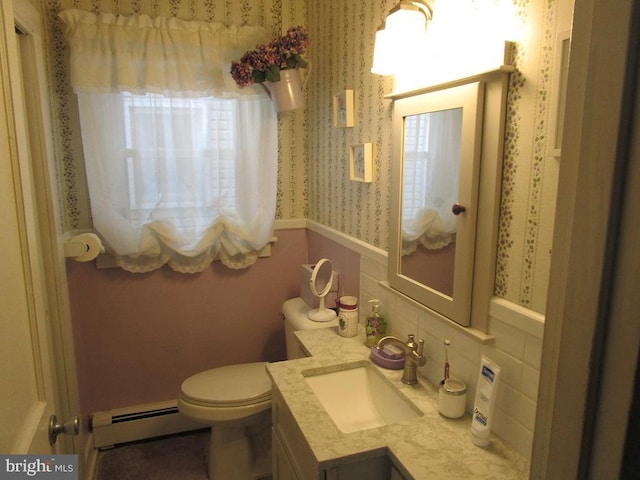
[438,378,467,419]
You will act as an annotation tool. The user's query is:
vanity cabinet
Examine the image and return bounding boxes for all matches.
[272,385,318,479]
[272,385,410,479]
[323,458,409,480]
[272,427,300,480]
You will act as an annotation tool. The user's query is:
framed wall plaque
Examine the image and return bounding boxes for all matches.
[333,89,355,127]
[349,143,373,182]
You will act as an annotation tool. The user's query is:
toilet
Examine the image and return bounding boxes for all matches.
[178,297,338,480]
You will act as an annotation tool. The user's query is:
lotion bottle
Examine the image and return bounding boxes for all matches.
[470,356,501,447]
[364,299,386,347]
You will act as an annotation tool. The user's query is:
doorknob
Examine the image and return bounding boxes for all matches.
[452,203,466,215]
[49,415,80,445]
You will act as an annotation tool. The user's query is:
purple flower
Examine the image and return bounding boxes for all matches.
[230,26,310,87]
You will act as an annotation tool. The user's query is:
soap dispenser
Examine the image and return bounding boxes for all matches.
[365,299,387,347]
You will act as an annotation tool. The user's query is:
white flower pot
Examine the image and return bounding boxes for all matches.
[264,69,304,112]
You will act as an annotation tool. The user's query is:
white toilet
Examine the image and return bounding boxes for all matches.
[178,297,338,480]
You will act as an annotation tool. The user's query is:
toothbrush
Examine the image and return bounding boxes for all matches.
[443,339,450,381]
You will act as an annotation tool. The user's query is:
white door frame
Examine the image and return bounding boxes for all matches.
[532,0,639,477]
[2,0,85,469]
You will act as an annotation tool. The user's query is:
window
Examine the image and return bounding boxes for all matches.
[121,93,236,218]
[402,112,431,225]
[61,9,277,273]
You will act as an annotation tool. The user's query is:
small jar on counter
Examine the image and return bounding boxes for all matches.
[438,378,467,419]
[337,296,358,338]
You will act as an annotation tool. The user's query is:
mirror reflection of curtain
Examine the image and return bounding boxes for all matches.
[401,108,462,255]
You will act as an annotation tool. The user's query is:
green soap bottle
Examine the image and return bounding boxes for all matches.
[365,299,386,347]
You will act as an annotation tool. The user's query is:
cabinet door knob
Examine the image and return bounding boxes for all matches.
[452,203,466,215]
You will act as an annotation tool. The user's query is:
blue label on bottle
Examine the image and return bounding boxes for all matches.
[473,408,488,426]
[481,365,495,384]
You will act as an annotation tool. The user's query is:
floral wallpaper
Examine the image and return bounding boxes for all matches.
[495,0,565,312]
[306,0,571,314]
[306,0,392,249]
[41,0,572,314]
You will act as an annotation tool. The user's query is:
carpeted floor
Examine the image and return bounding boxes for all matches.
[95,430,210,480]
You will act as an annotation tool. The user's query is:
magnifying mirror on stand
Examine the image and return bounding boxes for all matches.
[307,258,338,322]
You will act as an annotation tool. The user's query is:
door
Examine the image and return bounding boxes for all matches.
[0,0,79,458]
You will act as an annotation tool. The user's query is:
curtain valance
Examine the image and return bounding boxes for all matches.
[59,9,268,97]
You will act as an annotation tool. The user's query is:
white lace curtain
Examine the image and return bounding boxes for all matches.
[60,9,277,273]
[401,108,462,255]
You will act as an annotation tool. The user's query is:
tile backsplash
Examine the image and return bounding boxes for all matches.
[359,252,543,459]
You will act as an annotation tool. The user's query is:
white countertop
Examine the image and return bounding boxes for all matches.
[266,326,529,479]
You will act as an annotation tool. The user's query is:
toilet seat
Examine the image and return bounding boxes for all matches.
[178,362,273,423]
[180,362,272,407]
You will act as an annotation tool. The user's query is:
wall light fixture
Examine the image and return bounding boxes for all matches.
[371,0,434,76]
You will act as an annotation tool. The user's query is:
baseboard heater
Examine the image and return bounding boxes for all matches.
[91,400,204,449]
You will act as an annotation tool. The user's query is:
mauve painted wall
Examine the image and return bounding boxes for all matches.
[67,228,360,414]
[67,229,307,413]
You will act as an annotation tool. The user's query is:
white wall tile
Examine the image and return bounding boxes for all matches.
[489,317,527,359]
[493,407,534,458]
[496,383,538,431]
[524,334,543,367]
[357,249,543,460]
[522,363,541,401]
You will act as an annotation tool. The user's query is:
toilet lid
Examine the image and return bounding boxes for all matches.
[181,362,272,407]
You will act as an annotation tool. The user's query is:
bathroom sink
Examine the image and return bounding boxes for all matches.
[302,361,423,433]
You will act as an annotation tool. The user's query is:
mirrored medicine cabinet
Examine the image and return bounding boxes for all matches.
[388,69,512,328]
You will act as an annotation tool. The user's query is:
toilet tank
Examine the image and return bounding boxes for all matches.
[282,297,339,359]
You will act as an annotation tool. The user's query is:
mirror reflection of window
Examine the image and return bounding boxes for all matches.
[389,80,490,327]
[401,108,462,255]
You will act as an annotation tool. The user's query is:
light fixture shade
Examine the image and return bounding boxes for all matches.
[371,3,429,76]
[385,5,426,32]
[371,27,396,75]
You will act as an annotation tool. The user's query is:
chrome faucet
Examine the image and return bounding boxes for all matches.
[375,334,426,385]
